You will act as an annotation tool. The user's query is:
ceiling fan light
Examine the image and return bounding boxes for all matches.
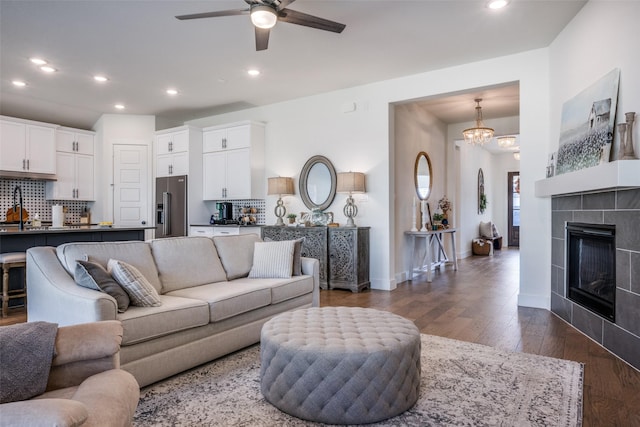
[251,5,277,29]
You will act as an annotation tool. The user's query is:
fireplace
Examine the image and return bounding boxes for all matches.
[566,222,616,321]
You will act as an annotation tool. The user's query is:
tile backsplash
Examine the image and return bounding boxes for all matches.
[1,179,88,223]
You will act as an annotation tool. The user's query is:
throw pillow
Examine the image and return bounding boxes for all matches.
[479,221,493,238]
[74,260,130,313]
[248,240,295,279]
[108,259,162,307]
[264,237,304,276]
[491,222,501,238]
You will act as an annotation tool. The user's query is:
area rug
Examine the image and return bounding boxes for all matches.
[134,334,583,427]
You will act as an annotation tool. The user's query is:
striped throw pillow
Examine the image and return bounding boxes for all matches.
[108,259,162,307]
[248,240,295,279]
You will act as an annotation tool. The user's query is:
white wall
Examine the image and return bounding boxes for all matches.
[393,103,447,283]
[187,48,551,299]
[549,1,640,157]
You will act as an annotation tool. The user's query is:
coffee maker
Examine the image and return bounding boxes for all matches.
[213,202,235,224]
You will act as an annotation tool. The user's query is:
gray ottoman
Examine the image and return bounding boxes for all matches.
[260,307,421,425]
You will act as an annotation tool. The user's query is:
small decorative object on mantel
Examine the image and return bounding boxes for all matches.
[286,213,297,225]
[546,152,557,178]
[618,111,638,160]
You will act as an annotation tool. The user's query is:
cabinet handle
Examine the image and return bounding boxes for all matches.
[169,141,173,152]
[22,159,26,170]
[26,159,30,170]
[222,138,227,149]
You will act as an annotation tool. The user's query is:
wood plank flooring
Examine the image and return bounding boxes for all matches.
[321,249,640,427]
[3,249,638,425]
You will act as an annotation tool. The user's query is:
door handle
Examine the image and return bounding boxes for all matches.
[162,192,171,236]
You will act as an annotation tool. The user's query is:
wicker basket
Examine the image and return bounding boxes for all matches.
[472,239,491,256]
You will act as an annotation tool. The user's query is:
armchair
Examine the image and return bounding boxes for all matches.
[0,320,139,427]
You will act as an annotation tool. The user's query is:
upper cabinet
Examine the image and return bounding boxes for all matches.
[155,127,201,178]
[0,116,57,174]
[46,127,96,200]
[202,121,265,200]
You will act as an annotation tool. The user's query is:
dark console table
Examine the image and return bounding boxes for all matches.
[262,226,370,292]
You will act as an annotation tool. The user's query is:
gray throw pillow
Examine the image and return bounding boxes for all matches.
[108,259,162,307]
[74,260,130,313]
[479,221,493,238]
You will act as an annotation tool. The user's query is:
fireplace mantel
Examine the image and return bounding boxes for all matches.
[535,159,640,197]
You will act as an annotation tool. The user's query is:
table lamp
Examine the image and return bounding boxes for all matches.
[268,177,294,226]
[337,172,366,227]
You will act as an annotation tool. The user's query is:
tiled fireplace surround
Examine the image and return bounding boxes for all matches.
[550,188,640,370]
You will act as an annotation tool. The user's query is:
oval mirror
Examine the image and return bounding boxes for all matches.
[414,151,433,200]
[299,155,337,211]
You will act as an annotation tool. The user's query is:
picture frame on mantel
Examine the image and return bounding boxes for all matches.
[555,68,620,175]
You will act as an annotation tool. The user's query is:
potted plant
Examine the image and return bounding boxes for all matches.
[287,213,297,224]
[432,212,444,229]
[479,193,488,214]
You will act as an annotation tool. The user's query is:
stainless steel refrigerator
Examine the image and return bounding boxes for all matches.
[155,175,187,238]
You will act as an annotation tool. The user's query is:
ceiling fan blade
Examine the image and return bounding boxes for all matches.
[255,27,270,51]
[176,9,249,20]
[277,8,345,33]
[276,0,296,10]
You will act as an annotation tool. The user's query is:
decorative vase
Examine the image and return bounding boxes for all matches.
[617,123,627,160]
[622,112,638,160]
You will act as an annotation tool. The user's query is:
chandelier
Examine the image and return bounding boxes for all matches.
[497,136,516,148]
[463,98,494,145]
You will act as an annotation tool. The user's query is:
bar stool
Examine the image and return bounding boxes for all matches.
[1,252,27,317]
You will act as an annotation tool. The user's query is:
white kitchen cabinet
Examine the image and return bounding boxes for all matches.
[155,128,195,177]
[46,127,95,200]
[56,128,94,155]
[189,225,261,237]
[202,121,265,200]
[0,117,56,174]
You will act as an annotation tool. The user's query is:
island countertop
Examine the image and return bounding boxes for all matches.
[0,225,154,253]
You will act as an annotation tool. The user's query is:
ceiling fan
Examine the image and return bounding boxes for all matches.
[175,0,346,51]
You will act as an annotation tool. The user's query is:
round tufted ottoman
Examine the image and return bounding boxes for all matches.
[260,307,421,425]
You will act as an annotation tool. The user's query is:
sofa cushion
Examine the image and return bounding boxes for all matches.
[233,276,314,305]
[165,282,271,322]
[248,240,295,279]
[264,237,304,276]
[57,241,162,293]
[108,260,162,307]
[117,295,209,345]
[213,234,262,280]
[0,399,89,427]
[74,261,130,313]
[150,237,228,293]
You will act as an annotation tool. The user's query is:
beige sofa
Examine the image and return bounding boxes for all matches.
[26,234,320,387]
[0,321,139,427]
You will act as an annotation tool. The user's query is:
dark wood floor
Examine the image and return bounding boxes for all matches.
[321,249,640,427]
[4,250,638,425]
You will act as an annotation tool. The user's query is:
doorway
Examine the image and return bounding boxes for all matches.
[508,172,520,247]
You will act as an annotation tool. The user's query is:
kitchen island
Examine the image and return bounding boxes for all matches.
[0,225,154,253]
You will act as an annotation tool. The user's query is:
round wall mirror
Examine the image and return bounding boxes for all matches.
[414,151,433,200]
[299,155,337,211]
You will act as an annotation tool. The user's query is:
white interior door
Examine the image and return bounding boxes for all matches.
[113,144,149,227]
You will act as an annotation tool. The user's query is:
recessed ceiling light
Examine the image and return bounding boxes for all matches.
[30,57,47,65]
[487,0,509,9]
[12,80,27,87]
[114,104,125,110]
[247,69,260,77]
[40,65,57,73]
[94,75,108,82]
[166,89,178,96]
